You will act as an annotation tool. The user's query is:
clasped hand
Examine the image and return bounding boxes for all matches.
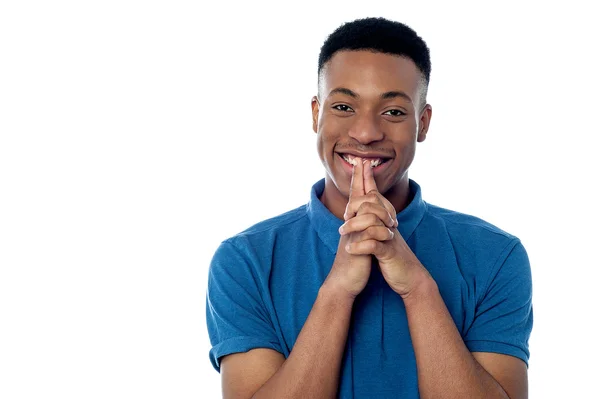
[333,158,428,299]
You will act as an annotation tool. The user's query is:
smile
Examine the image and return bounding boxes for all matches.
[342,153,384,168]
[336,152,393,173]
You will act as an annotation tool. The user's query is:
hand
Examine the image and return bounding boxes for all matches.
[323,158,374,299]
[338,162,429,298]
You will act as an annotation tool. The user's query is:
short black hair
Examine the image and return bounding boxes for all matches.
[318,17,431,105]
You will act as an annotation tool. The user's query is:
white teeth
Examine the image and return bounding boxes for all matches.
[342,154,358,166]
[341,154,383,168]
[370,159,382,168]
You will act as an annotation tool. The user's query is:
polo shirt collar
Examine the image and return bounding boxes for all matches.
[306,178,427,254]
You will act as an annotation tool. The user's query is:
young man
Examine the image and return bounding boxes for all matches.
[206,17,533,399]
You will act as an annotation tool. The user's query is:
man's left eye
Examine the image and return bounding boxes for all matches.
[383,109,405,116]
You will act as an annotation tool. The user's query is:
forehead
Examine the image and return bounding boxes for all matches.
[320,50,421,98]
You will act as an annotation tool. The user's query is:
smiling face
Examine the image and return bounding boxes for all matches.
[311,50,432,219]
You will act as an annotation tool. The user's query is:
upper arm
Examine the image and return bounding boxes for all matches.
[464,240,533,366]
[472,352,528,399]
[206,241,283,371]
[221,348,285,399]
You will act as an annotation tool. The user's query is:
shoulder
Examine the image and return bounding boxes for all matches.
[420,203,531,313]
[215,204,310,259]
[230,204,308,242]
[424,202,517,244]
[209,204,310,283]
[420,202,526,274]
[237,204,309,236]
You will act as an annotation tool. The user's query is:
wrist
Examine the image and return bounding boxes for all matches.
[398,267,438,303]
[319,280,356,308]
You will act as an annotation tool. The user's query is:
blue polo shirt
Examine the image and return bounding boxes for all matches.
[206,179,533,398]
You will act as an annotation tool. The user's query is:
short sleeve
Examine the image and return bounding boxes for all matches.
[464,239,533,366]
[206,240,282,372]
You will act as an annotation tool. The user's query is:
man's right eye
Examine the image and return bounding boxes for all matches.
[333,104,354,112]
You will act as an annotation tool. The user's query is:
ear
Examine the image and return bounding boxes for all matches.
[311,96,320,134]
[417,104,432,143]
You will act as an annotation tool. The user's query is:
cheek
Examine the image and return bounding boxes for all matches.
[316,131,335,169]
[316,136,325,162]
[398,135,416,155]
[394,138,418,172]
[316,117,342,154]
[390,126,418,162]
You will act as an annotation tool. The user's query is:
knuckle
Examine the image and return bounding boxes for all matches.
[357,202,370,214]
[344,220,354,231]
[366,225,379,237]
[344,203,355,218]
[369,213,379,224]
[371,226,382,239]
[365,240,377,252]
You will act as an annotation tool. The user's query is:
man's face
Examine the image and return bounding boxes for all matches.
[312,50,431,201]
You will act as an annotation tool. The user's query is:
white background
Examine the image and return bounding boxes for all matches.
[1,1,599,398]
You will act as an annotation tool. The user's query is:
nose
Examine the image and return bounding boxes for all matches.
[347,111,384,144]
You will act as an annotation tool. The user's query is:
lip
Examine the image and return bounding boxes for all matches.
[336,152,393,176]
[336,150,393,160]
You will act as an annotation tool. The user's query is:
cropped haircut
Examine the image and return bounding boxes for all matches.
[318,17,431,107]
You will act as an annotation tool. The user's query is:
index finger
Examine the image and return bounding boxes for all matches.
[363,160,378,195]
[349,157,364,199]
[363,162,398,225]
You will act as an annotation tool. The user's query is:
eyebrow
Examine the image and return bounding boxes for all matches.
[328,87,413,104]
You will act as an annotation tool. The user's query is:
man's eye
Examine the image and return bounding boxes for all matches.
[333,104,353,112]
[383,109,406,117]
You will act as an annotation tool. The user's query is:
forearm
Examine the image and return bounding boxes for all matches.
[252,283,353,399]
[403,276,509,399]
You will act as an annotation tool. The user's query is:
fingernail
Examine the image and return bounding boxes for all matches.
[345,244,351,252]
[338,225,344,234]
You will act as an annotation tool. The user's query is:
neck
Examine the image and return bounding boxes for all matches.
[319,175,412,221]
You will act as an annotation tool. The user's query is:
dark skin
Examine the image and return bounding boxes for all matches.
[219,50,527,399]
[312,50,432,222]
[311,50,527,398]
[311,50,434,298]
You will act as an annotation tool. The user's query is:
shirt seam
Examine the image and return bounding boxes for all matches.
[227,207,309,239]
[480,238,521,306]
[425,203,515,240]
